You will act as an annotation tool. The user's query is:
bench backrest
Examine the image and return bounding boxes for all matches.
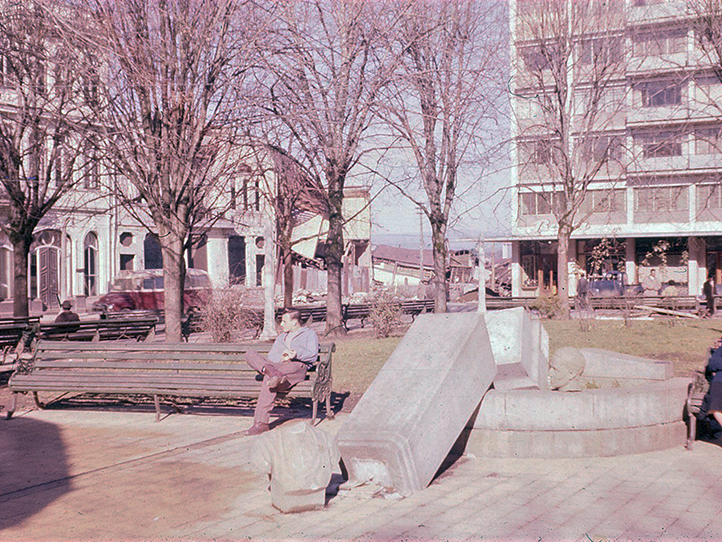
[39,318,157,342]
[30,340,334,370]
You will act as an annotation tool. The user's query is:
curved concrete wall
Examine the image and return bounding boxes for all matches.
[466,378,690,458]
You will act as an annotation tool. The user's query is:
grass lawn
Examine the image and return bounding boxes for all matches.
[331,317,722,394]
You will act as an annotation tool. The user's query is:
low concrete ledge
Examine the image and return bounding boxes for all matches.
[580,348,675,382]
[465,421,687,459]
[467,378,690,458]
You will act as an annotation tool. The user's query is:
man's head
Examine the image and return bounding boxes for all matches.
[650,269,656,276]
[61,300,72,311]
[280,309,302,333]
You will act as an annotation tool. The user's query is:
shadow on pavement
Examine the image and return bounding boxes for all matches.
[0,416,70,529]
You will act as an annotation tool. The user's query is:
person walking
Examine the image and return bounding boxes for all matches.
[704,274,716,317]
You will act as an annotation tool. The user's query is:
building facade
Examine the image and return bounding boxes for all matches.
[508,0,722,299]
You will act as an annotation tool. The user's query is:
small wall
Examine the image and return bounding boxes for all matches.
[467,378,689,458]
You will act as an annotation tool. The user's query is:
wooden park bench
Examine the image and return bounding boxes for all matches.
[685,370,711,450]
[6,340,335,423]
[0,317,42,372]
[38,317,158,342]
[342,303,371,330]
[400,299,435,321]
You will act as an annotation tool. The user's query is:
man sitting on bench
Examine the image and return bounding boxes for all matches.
[244,309,319,436]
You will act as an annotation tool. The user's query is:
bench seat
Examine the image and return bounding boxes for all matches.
[7,341,334,423]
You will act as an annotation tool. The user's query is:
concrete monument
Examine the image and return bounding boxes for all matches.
[336,312,496,496]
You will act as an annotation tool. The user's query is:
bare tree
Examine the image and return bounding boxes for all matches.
[691,0,722,226]
[268,148,327,309]
[380,0,506,313]
[514,0,627,317]
[77,0,265,341]
[259,0,402,335]
[0,0,96,317]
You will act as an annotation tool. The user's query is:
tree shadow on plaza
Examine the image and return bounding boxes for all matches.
[0,416,70,529]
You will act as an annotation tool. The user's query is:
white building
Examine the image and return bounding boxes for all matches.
[506,0,722,299]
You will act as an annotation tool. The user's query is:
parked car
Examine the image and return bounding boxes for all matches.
[588,271,629,297]
[92,268,212,313]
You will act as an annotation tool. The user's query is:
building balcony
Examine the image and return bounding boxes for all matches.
[628,1,690,25]
[627,155,690,175]
[626,105,691,127]
[626,53,690,77]
[633,209,688,224]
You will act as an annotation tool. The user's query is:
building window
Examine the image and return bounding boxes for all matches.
[0,55,13,87]
[698,183,722,211]
[120,254,135,272]
[520,139,558,165]
[638,132,683,158]
[635,186,688,212]
[583,189,626,214]
[580,36,622,65]
[119,232,134,247]
[696,127,722,155]
[640,81,682,107]
[632,29,686,57]
[582,135,623,163]
[519,191,561,216]
[520,43,562,73]
[84,232,98,296]
[144,233,163,269]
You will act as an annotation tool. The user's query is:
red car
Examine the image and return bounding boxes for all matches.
[92,269,212,313]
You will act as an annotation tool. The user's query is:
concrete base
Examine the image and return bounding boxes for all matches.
[468,377,690,458]
[465,421,687,458]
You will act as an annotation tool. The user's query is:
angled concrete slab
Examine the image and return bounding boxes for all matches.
[336,312,495,496]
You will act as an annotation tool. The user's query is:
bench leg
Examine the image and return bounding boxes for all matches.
[325,393,334,421]
[33,392,46,409]
[154,395,161,422]
[6,392,17,419]
[686,414,697,450]
[312,400,318,425]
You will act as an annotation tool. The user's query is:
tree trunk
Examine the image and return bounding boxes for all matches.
[12,237,31,318]
[557,225,572,320]
[325,185,345,336]
[283,247,293,309]
[430,223,448,313]
[161,233,186,343]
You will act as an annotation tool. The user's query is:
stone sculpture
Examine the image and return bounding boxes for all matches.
[250,420,339,513]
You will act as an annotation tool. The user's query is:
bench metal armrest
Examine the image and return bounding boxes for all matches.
[311,343,334,404]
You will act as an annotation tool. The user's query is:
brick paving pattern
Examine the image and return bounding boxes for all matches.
[1,408,721,541]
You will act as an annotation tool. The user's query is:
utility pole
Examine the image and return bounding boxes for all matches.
[419,209,424,292]
[477,235,487,313]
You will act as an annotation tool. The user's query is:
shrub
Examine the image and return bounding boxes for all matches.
[369,289,402,338]
[200,288,262,342]
[530,294,562,319]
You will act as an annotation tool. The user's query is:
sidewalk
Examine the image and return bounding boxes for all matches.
[2,405,722,541]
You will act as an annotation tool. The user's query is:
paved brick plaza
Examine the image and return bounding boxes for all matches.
[1,407,721,541]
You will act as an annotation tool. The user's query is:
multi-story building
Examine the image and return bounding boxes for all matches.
[507,0,722,299]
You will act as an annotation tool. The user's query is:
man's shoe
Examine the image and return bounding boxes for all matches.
[244,422,270,436]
